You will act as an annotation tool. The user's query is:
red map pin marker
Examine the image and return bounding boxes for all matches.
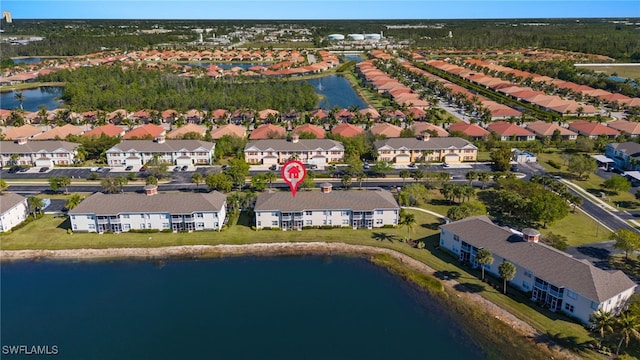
[281,160,307,197]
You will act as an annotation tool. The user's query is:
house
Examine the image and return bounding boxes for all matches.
[370,123,402,138]
[412,122,449,137]
[0,193,29,233]
[292,124,326,139]
[254,184,400,230]
[447,122,490,141]
[568,121,620,139]
[605,142,640,171]
[331,123,364,138]
[0,124,43,140]
[68,189,227,233]
[166,124,207,139]
[439,216,636,325]
[123,124,166,140]
[487,121,536,141]
[210,124,247,139]
[525,121,577,140]
[83,124,126,138]
[34,124,85,140]
[374,135,478,164]
[244,136,344,165]
[0,138,79,167]
[106,138,215,167]
[607,120,640,138]
[249,124,286,140]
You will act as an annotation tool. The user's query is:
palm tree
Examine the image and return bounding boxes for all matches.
[475,248,493,281]
[65,193,83,210]
[58,176,71,194]
[399,170,410,185]
[466,170,478,185]
[590,310,616,347]
[191,172,204,191]
[14,91,24,110]
[616,312,640,355]
[355,171,365,189]
[0,178,8,193]
[341,174,352,189]
[477,172,491,190]
[27,196,44,219]
[265,171,277,188]
[400,212,416,242]
[498,261,516,295]
[411,170,424,183]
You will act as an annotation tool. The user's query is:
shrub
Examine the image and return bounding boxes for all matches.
[382,224,395,228]
[129,229,160,234]
[546,160,561,169]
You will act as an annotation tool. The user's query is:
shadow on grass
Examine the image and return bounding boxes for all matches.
[537,331,595,355]
[371,232,397,242]
[236,212,253,227]
[576,246,610,260]
[429,199,455,207]
[434,270,461,280]
[454,282,486,293]
[56,217,71,231]
[615,201,640,209]
[420,222,441,231]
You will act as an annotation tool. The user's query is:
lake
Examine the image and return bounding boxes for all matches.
[1,87,63,112]
[1,256,485,360]
[305,75,368,109]
[11,57,43,65]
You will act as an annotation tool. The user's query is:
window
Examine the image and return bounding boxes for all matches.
[72,224,77,230]
[162,223,169,229]
[376,219,383,225]
[324,211,332,216]
[305,211,312,216]
[272,221,278,226]
[522,281,530,290]
[327,220,332,225]
[565,303,575,313]
[123,224,131,230]
[196,213,204,218]
[272,212,278,217]
[342,219,349,225]
[123,214,130,219]
[197,222,204,229]
[376,210,383,215]
[566,290,577,300]
[140,224,145,229]
[305,220,312,225]
[257,221,261,227]
[524,270,532,278]
[71,215,76,220]
[88,224,95,230]
[341,211,349,216]
[453,235,460,242]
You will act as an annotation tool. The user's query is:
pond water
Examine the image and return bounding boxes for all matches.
[0,87,63,112]
[344,54,364,63]
[304,75,368,109]
[11,57,43,65]
[1,256,486,360]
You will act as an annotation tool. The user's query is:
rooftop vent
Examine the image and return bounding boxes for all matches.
[320,182,332,193]
[522,228,540,243]
[144,185,158,196]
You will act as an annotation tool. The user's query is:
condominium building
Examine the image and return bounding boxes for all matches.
[105,137,215,167]
[0,193,29,232]
[374,135,477,164]
[0,138,79,167]
[244,136,344,165]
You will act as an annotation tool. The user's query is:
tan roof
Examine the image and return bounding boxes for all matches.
[0,193,27,214]
[166,124,207,138]
[1,124,43,140]
[412,122,449,137]
[441,216,636,302]
[35,124,85,140]
[525,121,577,137]
[607,120,640,135]
[370,123,402,138]
[292,124,326,139]
[210,124,247,139]
[123,124,165,139]
[255,188,399,212]
[331,123,363,138]
[249,124,286,139]
[69,191,226,215]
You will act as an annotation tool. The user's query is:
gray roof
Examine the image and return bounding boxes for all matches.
[0,193,26,214]
[609,142,640,158]
[107,140,215,153]
[374,137,477,151]
[0,140,78,154]
[440,216,636,302]
[255,189,399,212]
[245,139,344,152]
[69,192,226,215]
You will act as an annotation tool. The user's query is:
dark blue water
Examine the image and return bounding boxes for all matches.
[344,55,363,63]
[1,87,63,111]
[1,256,485,360]
[11,57,42,65]
[609,75,638,88]
[305,75,368,109]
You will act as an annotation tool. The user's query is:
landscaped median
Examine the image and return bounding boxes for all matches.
[0,209,601,359]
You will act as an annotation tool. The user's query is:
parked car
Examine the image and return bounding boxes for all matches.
[39,167,49,173]
[95,167,104,173]
[18,167,29,172]
[125,165,133,171]
[181,165,188,171]
[442,163,450,168]
[269,164,277,171]
[173,166,181,172]
[408,163,417,168]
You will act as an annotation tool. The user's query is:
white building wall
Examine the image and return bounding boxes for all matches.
[256,208,398,230]
[0,199,29,232]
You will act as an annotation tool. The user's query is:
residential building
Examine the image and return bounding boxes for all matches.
[69,189,227,233]
[605,142,640,171]
[439,216,636,325]
[331,123,363,138]
[292,124,326,139]
[106,138,215,167]
[83,124,126,138]
[412,122,449,137]
[525,121,577,140]
[370,123,402,138]
[249,124,286,140]
[607,120,640,138]
[123,124,165,140]
[244,136,344,165]
[447,122,490,141]
[254,184,399,230]
[166,124,207,139]
[0,193,29,233]
[210,124,247,139]
[374,135,478,164]
[0,138,79,167]
[569,121,620,139]
[1,124,43,140]
[34,124,85,140]
[487,121,536,141]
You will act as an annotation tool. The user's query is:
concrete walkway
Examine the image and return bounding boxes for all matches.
[402,206,446,219]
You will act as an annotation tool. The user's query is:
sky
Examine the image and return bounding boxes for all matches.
[1,0,639,20]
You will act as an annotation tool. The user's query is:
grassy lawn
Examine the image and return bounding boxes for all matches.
[576,65,640,80]
[0,82,65,93]
[542,210,612,246]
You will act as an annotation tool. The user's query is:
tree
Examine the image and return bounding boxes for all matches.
[541,232,568,251]
[265,171,277,188]
[145,176,158,186]
[48,176,61,193]
[615,312,640,355]
[466,170,478,185]
[251,174,268,191]
[498,261,516,295]
[100,178,120,194]
[65,193,83,210]
[191,173,204,191]
[610,229,640,261]
[0,178,7,193]
[399,170,410,184]
[411,169,424,183]
[225,158,250,190]
[446,201,487,220]
[114,176,128,193]
[567,155,597,180]
[490,147,512,172]
[477,172,491,189]
[341,174,352,189]
[58,176,71,194]
[528,191,569,228]
[14,91,24,110]
[590,310,616,347]
[475,248,494,281]
[400,211,416,242]
[205,173,233,193]
[27,196,44,219]
[398,183,430,206]
[603,175,632,194]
